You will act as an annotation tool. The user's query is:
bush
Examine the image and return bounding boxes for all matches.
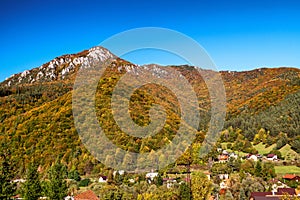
[68,169,81,181]
[78,178,91,187]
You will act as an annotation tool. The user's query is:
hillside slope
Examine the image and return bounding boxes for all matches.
[0,46,299,175]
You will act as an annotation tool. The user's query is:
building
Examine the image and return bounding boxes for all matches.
[98,175,107,183]
[163,178,177,188]
[146,172,158,182]
[267,154,278,161]
[283,174,300,182]
[74,190,99,200]
[248,154,258,162]
[250,188,296,200]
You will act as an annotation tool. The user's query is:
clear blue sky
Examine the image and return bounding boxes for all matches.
[1,0,300,81]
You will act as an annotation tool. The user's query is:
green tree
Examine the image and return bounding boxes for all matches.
[114,171,123,186]
[254,160,262,177]
[45,161,67,200]
[154,173,163,186]
[191,172,212,200]
[261,162,276,180]
[21,162,42,200]
[239,188,247,200]
[224,190,234,200]
[0,148,16,199]
[68,169,81,181]
[241,177,266,198]
[179,182,191,200]
[107,169,114,185]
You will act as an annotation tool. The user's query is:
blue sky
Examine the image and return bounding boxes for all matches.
[1,0,300,81]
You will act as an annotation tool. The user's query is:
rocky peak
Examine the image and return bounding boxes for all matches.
[2,46,115,87]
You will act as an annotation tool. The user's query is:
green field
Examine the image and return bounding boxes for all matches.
[279,144,299,160]
[275,165,300,175]
[221,142,299,161]
[253,143,276,155]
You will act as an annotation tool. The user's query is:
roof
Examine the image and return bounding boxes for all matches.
[74,190,99,200]
[267,154,276,158]
[282,174,300,179]
[99,175,107,180]
[251,192,272,198]
[253,197,279,200]
[277,188,296,195]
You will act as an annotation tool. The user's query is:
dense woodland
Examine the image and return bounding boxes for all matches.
[0,52,300,199]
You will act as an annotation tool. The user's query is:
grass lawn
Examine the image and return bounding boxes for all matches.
[275,165,300,176]
[253,142,276,155]
[279,144,299,160]
[220,142,230,150]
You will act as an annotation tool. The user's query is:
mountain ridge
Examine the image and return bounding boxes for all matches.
[2,46,299,88]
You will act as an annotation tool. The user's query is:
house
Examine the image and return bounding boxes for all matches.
[74,190,99,200]
[250,192,275,200]
[248,154,258,161]
[218,154,229,162]
[146,172,158,181]
[218,173,229,180]
[220,181,228,189]
[283,174,300,182]
[267,154,278,161]
[13,179,26,183]
[256,154,263,159]
[64,196,74,200]
[12,194,23,200]
[229,152,238,159]
[129,178,135,183]
[250,188,296,200]
[98,175,107,183]
[277,188,296,195]
[163,178,177,188]
[222,150,229,155]
[113,170,125,176]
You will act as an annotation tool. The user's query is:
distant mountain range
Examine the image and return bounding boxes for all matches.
[0,46,299,175]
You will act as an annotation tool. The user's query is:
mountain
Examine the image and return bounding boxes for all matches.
[0,46,299,175]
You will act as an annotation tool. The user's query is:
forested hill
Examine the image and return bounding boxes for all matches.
[0,46,299,175]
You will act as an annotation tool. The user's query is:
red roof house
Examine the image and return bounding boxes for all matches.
[74,190,99,200]
[283,174,300,181]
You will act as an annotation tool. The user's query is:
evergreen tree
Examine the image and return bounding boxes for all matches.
[114,171,123,186]
[179,182,191,200]
[154,174,163,186]
[45,160,67,200]
[0,148,16,199]
[68,169,81,182]
[21,162,42,200]
[254,160,262,177]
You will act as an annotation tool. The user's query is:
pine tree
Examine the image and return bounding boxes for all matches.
[68,169,81,182]
[254,160,262,177]
[114,171,123,186]
[0,148,16,199]
[154,173,163,186]
[46,160,67,200]
[21,162,42,200]
[179,182,191,200]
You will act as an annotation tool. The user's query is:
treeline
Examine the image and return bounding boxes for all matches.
[225,90,300,152]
